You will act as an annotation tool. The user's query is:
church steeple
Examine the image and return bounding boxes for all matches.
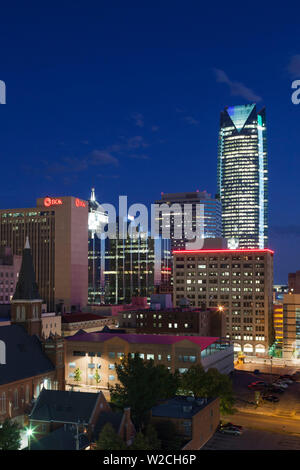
[11,237,42,336]
[13,237,41,301]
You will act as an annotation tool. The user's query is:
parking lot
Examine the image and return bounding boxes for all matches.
[202,429,300,450]
[232,369,300,417]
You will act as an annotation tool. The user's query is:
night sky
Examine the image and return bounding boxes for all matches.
[1,2,300,283]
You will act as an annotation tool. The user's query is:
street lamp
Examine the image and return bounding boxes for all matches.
[26,427,34,451]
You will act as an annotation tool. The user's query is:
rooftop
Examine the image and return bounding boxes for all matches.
[66,331,219,350]
[0,325,54,385]
[173,248,274,254]
[151,396,216,419]
[30,389,102,424]
[62,313,107,323]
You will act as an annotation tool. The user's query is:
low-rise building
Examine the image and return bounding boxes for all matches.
[61,312,118,337]
[29,388,135,450]
[119,306,225,337]
[151,396,220,450]
[65,332,233,397]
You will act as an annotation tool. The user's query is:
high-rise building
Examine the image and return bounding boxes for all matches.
[217,104,268,249]
[0,196,88,312]
[104,220,171,304]
[155,191,222,250]
[0,247,21,304]
[173,248,274,355]
[288,271,300,294]
[88,188,108,304]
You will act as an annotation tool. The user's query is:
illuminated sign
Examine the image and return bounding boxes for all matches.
[75,198,86,208]
[44,197,63,207]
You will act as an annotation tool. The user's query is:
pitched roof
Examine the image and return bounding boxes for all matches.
[30,389,102,424]
[12,240,41,300]
[0,325,54,385]
[66,331,219,350]
[30,426,90,450]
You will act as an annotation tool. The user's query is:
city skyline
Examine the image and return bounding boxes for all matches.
[1,3,300,285]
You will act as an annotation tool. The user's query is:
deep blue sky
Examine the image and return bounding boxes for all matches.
[1,1,300,283]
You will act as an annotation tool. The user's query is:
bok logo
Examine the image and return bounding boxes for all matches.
[0,340,6,364]
[0,80,6,104]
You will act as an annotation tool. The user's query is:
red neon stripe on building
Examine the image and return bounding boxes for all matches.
[173,248,274,255]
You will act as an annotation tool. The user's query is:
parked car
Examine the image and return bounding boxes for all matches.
[248,381,267,390]
[262,395,279,403]
[279,376,293,384]
[272,382,287,390]
[274,381,288,388]
[218,426,242,436]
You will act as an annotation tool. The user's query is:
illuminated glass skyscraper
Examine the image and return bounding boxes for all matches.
[217,104,268,249]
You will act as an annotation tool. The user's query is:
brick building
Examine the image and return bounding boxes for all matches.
[0,239,65,431]
[29,389,135,449]
[118,306,225,337]
[151,396,220,450]
[61,312,118,337]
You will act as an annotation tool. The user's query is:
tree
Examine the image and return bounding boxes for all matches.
[109,354,179,430]
[181,365,235,414]
[130,432,153,450]
[73,367,81,384]
[145,423,161,450]
[94,369,101,385]
[180,364,207,397]
[0,419,21,450]
[129,424,161,450]
[95,422,127,450]
[153,420,182,450]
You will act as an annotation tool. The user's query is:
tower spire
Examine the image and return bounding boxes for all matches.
[25,235,30,249]
[90,187,96,202]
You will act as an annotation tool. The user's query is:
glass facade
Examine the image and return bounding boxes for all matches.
[217,104,268,249]
[155,191,222,251]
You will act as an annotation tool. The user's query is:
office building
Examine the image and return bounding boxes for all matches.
[217,104,268,249]
[288,271,300,294]
[65,332,233,397]
[173,248,274,355]
[0,196,88,311]
[88,188,108,304]
[155,191,222,250]
[104,220,171,304]
[273,302,283,348]
[283,293,300,360]
[0,247,21,304]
